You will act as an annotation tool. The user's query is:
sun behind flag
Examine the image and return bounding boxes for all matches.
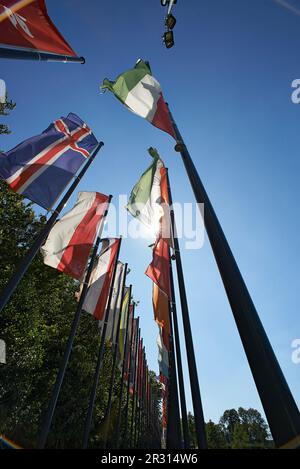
[101,59,176,139]
[0,113,98,210]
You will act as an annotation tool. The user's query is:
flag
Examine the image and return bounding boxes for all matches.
[118,288,131,368]
[41,192,108,280]
[157,326,169,379]
[127,147,172,242]
[128,318,137,394]
[105,262,125,343]
[152,283,170,350]
[145,237,171,299]
[83,238,120,321]
[126,148,163,231]
[0,1,77,57]
[101,59,176,139]
[0,113,98,210]
[0,79,6,104]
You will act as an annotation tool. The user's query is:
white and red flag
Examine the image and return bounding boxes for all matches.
[83,238,121,321]
[41,192,109,280]
[0,1,77,56]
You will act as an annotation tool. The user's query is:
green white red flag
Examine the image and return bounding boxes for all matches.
[101,59,176,139]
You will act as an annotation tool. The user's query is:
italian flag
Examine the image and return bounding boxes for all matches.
[101,59,176,139]
[127,147,172,243]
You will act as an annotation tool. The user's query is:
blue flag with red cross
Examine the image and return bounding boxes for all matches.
[0,113,98,210]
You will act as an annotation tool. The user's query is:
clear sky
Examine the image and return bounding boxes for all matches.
[1,0,299,425]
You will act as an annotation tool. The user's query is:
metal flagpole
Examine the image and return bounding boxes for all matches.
[0,141,104,314]
[82,237,122,449]
[103,281,131,449]
[168,243,190,449]
[0,47,85,63]
[134,339,143,447]
[166,307,182,449]
[166,168,207,449]
[129,324,140,448]
[37,195,112,448]
[115,304,136,448]
[167,105,300,448]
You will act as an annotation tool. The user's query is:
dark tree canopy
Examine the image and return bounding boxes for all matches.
[0,181,161,448]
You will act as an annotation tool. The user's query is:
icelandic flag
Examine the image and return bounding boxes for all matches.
[0,113,98,210]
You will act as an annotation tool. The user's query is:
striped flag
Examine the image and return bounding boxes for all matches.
[83,238,120,321]
[106,261,126,343]
[152,283,170,350]
[145,237,171,299]
[101,59,176,139]
[41,192,109,280]
[126,148,172,242]
[0,113,98,210]
[118,288,131,368]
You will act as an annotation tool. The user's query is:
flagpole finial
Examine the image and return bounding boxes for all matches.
[174,142,185,152]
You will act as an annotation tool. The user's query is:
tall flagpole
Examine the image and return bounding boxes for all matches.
[37,195,112,448]
[82,237,122,449]
[103,281,131,449]
[168,245,190,449]
[0,47,85,63]
[0,141,104,315]
[115,305,136,448]
[129,325,140,448]
[166,168,207,449]
[134,339,143,447]
[166,302,182,449]
[167,105,300,448]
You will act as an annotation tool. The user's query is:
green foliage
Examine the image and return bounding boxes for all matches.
[0,95,16,134]
[206,420,228,449]
[231,423,249,449]
[188,406,272,449]
[0,181,160,448]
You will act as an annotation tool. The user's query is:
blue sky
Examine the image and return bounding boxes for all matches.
[1,0,299,425]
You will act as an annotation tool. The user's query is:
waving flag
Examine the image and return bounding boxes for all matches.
[127,147,172,242]
[83,238,120,321]
[106,262,126,343]
[118,288,131,367]
[0,113,98,210]
[145,237,171,299]
[41,192,109,280]
[153,283,170,349]
[126,148,164,230]
[0,1,77,57]
[101,59,176,139]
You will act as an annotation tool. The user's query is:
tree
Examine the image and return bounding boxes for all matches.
[237,407,269,448]
[219,408,240,444]
[206,420,227,449]
[231,423,249,449]
[0,181,161,448]
[0,95,16,134]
